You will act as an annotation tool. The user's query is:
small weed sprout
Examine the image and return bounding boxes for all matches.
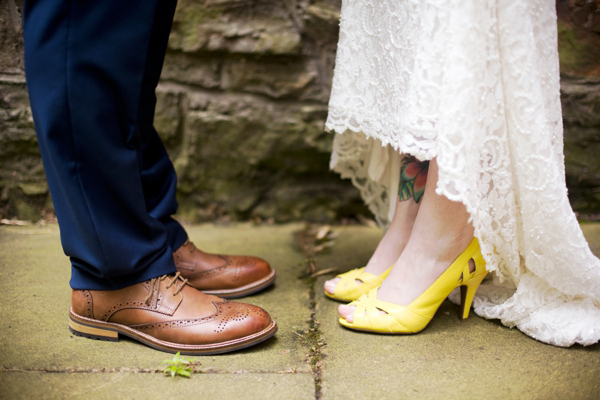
[162,352,196,378]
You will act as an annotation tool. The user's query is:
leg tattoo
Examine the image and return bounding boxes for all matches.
[398,156,429,203]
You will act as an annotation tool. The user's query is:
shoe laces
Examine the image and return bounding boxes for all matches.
[144,272,189,305]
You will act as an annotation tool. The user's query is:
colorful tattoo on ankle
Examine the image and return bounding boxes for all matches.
[398,156,429,203]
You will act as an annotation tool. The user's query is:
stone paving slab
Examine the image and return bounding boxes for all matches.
[313,225,600,400]
[0,223,311,374]
[2,222,600,399]
[0,371,315,400]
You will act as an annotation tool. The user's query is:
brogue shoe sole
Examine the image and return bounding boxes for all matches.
[68,308,277,355]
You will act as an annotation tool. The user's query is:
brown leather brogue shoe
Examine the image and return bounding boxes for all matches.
[173,241,276,298]
[68,273,277,355]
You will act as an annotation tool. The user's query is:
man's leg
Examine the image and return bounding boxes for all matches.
[23,0,278,354]
[24,0,177,290]
[128,0,275,298]
[134,0,188,251]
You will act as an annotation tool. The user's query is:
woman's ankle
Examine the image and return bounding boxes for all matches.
[364,200,419,273]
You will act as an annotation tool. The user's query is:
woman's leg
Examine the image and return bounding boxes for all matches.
[339,158,475,322]
[324,156,425,294]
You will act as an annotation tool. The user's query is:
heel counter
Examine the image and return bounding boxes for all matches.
[71,290,94,318]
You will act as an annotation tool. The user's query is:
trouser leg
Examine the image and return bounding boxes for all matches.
[24,0,180,290]
[135,0,187,251]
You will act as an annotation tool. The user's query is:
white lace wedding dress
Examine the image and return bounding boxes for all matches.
[326,0,600,346]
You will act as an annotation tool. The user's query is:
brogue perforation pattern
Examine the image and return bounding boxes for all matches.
[222,256,242,282]
[99,300,149,321]
[249,307,270,319]
[83,290,94,318]
[132,315,218,331]
[214,302,250,333]
[183,265,229,280]
[99,292,167,321]
[132,301,225,331]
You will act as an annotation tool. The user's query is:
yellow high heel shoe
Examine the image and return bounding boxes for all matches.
[325,266,392,302]
[339,238,486,333]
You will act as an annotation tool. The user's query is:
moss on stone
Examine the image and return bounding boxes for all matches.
[14,198,38,221]
[557,20,600,78]
[17,182,48,196]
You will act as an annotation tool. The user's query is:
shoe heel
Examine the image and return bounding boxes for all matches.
[459,273,486,321]
[69,317,119,342]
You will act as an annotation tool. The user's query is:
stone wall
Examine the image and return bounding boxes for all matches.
[0,0,44,221]
[557,0,600,218]
[155,0,354,223]
[1,0,599,223]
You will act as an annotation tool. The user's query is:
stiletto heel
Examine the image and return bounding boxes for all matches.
[459,272,486,320]
[339,238,487,333]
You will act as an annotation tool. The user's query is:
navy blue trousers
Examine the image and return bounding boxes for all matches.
[23,0,188,290]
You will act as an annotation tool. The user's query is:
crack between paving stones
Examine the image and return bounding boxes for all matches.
[295,227,327,400]
[304,279,325,400]
[0,366,310,375]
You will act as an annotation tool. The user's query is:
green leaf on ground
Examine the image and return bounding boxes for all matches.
[162,352,196,378]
